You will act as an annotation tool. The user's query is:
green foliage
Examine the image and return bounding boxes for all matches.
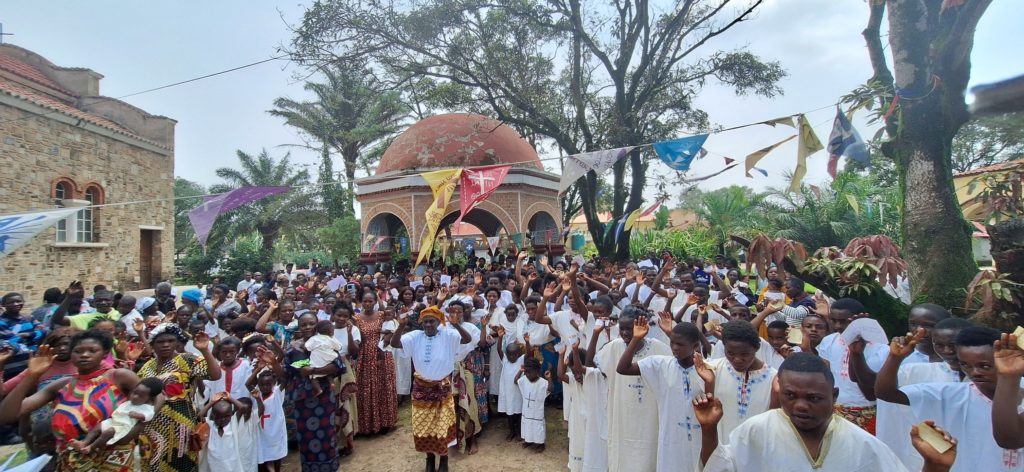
[181,244,220,282]
[761,171,901,251]
[213,149,317,252]
[628,227,717,261]
[952,113,1024,174]
[173,178,206,256]
[220,235,274,286]
[314,215,362,265]
[653,205,670,231]
[680,186,767,253]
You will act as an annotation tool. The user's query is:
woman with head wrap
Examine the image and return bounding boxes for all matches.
[137,323,221,472]
[0,329,145,471]
[180,289,219,340]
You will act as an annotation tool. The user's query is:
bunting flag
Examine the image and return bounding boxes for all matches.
[454,165,511,227]
[744,135,796,177]
[486,236,500,251]
[789,114,824,193]
[438,235,450,262]
[723,157,735,166]
[809,184,823,199]
[762,116,796,128]
[511,233,524,250]
[415,169,463,266]
[750,167,768,177]
[399,237,409,255]
[558,146,634,193]
[847,194,861,215]
[681,163,740,183]
[545,229,553,245]
[0,208,80,257]
[624,208,643,231]
[826,108,870,178]
[652,134,709,172]
[640,198,665,217]
[369,235,388,253]
[189,186,291,247]
[613,213,631,244]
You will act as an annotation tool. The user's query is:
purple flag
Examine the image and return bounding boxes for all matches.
[188,186,290,247]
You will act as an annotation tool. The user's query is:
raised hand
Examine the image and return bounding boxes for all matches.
[494,325,506,338]
[889,328,924,358]
[813,292,829,316]
[447,309,461,326]
[694,352,715,385]
[27,345,56,377]
[994,333,1024,377]
[687,294,699,305]
[767,299,786,312]
[193,332,211,352]
[561,275,573,292]
[692,393,724,428]
[523,333,531,345]
[848,337,867,356]
[910,421,957,469]
[126,343,145,361]
[593,318,606,335]
[0,346,13,364]
[657,311,673,334]
[543,281,558,298]
[517,251,528,261]
[633,316,650,339]
[132,319,146,335]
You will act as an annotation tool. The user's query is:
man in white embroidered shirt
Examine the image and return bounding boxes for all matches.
[694,353,911,471]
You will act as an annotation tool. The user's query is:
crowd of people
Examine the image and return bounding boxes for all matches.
[0,249,1021,472]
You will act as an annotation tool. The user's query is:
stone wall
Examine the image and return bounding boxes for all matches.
[0,101,174,304]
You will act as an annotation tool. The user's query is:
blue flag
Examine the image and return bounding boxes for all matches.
[826,108,870,177]
[652,134,709,171]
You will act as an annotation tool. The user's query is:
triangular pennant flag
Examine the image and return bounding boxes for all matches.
[189,186,291,247]
[723,157,735,166]
[614,215,628,245]
[558,147,634,193]
[762,116,796,128]
[624,208,643,231]
[809,185,822,199]
[826,107,870,179]
[369,236,388,253]
[486,236,500,251]
[0,208,80,257]
[640,198,666,217]
[415,169,463,266]
[652,134,709,172]
[698,148,709,160]
[846,194,861,215]
[744,135,796,177]
[751,167,768,177]
[789,114,824,193]
[681,163,740,183]
[454,165,511,227]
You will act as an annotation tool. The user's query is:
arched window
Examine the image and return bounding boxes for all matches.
[78,186,99,243]
[54,181,73,242]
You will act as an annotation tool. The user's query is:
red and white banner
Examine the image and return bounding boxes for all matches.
[453,165,511,227]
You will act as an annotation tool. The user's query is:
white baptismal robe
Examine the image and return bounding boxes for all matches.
[704,409,908,472]
[595,338,672,472]
[706,358,777,444]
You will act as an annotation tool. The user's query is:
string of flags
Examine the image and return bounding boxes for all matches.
[557,107,870,196]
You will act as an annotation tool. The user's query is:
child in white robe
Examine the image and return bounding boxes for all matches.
[515,357,551,451]
[234,397,260,472]
[199,395,246,472]
[705,320,778,443]
[559,342,589,472]
[305,320,342,396]
[496,325,527,440]
[252,371,287,471]
[594,307,673,472]
[488,305,524,396]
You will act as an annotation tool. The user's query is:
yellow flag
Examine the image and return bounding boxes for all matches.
[762,116,796,128]
[789,114,824,193]
[624,208,643,231]
[415,169,463,266]
[846,194,860,215]
[745,135,796,177]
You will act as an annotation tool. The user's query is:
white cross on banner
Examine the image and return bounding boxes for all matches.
[0,208,79,257]
[453,165,511,228]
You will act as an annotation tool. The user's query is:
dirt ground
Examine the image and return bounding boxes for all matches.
[284,401,571,472]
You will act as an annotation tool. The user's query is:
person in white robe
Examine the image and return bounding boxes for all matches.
[515,358,551,449]
[558,341,588,472]
[695,352,910,472]
[598,307,679,472]
[199,398,246,472]
[253,375,287,468]
[488,305,525,396]
[705,320,777,443]
[877,325,1024,472]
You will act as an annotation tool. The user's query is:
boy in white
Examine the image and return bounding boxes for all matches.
[488,305,525,398]
[877,325,1024,472]
[251,371,288,469]
[616,314,709,472]
[704,320,778,443]
[495,325,528,440]
[68,377,162,454]
[199,394,246,472]
[695,353,910,471]
[816,298,884,432]
[595,307,672,472]
[305,320,342,396]
[515,357,552,451]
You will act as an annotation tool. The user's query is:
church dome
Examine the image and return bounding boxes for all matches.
[375,113,542,175]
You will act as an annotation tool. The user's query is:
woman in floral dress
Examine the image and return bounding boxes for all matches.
[353,291,398,434]
[137,324,221,472]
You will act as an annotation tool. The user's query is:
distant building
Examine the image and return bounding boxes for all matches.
[0,44,175,302]
[953,159,1024,265]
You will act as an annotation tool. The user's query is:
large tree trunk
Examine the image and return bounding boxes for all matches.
[862,0,993,307]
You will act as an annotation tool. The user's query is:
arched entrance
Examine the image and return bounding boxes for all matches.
[527,210,563,255]
[361,211,411,265]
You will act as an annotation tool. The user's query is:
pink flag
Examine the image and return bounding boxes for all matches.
[189,186,290,247]
[369,236,389,253]
[454,165,511,227]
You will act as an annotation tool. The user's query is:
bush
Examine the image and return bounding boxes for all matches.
[628,227,717,260]
[220,235,274,285]
[315,216,362,265]
[181,243,221,283]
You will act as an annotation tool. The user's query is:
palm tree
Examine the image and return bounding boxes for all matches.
[212,149,314,252]
[681,186,767,254]
[269,62,405,217]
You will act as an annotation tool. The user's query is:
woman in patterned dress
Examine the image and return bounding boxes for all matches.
[137,324,221,472]
[353,291,398,434]
[284,312,345,471]
[0,330,144,471]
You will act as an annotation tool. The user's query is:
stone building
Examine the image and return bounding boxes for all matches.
[0,44,175,303]
[356,113,563,265]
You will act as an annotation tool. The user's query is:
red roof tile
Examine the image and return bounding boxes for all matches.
[0,79,152,143]
[955,159,1024,178]
[0,55,73,95]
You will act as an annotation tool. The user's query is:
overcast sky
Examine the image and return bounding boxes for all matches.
[3,0,1022,210]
